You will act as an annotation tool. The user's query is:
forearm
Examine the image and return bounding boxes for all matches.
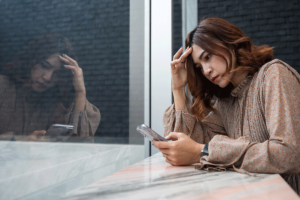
[241,141,299,174]
[74,91,86,111]
[173,88,186,111]
[204,135,300,174]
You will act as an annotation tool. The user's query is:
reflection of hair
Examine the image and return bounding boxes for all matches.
[5,32,76,107]
[185,17,274,120]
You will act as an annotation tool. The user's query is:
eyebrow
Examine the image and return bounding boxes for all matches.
[199,50,206,60]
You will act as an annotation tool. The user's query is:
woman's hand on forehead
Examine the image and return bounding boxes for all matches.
[173,46,193,62]
[170,47,193,91]
[58,54,86,94]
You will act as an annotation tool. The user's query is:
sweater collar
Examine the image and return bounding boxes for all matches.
[231,75,254,97]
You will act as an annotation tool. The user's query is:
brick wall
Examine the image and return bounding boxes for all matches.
[198,0,300,71]
[0,0,130,141]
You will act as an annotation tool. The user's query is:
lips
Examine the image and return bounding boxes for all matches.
[211,76,219,83]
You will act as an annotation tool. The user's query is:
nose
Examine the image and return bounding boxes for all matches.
[202,64,212,76]
[42,70,54,81]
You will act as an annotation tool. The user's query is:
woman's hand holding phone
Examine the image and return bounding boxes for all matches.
[153,132,204,166]
[22,130,50,142]
[170,47,193,110]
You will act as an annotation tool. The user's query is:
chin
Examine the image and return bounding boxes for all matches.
[218,80,230,88]
[32,84,47,93]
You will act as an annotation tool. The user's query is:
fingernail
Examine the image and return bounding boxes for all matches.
[179,58,182,61]
[63,54,67,56]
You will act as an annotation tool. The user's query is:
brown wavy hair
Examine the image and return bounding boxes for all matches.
[185,17,274,120]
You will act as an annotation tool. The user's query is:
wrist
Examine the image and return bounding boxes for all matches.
[76,90,86,97]
[194,143,204,163]
[172,87,185,94]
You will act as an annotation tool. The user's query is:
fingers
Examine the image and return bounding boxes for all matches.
[165,155,175,166]
[63,54,76,64]
[58,55,68,62]
[165,132,181,141]
[173,47,183,60]
[170,59,183,66]
[179,46,193,61]
[59,55,73,65]
[152,140,171,149]
[35,138,53,142]
[170,59,183,71]
[59,54,78,67]
[64,65,77,72]
[159,148,171,155]
[173,46,193,61]
[64,64,84,77]
[170,46,192,71]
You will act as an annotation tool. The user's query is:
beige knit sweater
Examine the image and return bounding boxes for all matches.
[163,59,300,195]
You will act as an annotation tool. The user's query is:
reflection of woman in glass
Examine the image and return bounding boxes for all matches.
[0,33,100,141]
[153,18,300,194]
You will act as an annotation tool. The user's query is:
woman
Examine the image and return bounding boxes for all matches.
[153,18,300,194]
[0,33,100,141]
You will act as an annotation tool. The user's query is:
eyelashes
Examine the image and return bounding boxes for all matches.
[194,64,202,69]
[195,54,211,69]
[205,54,211,60]
[41,62,51,69]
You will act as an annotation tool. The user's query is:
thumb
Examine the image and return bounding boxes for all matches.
[32,130,46,136]
[165,132,181,141]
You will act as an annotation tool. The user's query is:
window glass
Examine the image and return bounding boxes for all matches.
[0,0,145,199]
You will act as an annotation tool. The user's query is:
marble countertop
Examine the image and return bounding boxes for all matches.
[0,141,144,200]
[62,152,299,200]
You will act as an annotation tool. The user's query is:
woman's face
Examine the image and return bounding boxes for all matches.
[31,53,62,92]
[191,44,236,88]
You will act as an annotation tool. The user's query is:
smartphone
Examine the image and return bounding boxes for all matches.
[136,124,167,142]
[46,124,74,142]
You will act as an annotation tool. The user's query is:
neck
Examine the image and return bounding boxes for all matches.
[232,71,249,87]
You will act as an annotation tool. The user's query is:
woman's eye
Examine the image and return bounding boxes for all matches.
[41,63,50,69]
[205,54,211,60]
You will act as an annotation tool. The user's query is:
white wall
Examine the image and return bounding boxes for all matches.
[150,0,172,155]
[144,0,151,158]
[129,0,145,144]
